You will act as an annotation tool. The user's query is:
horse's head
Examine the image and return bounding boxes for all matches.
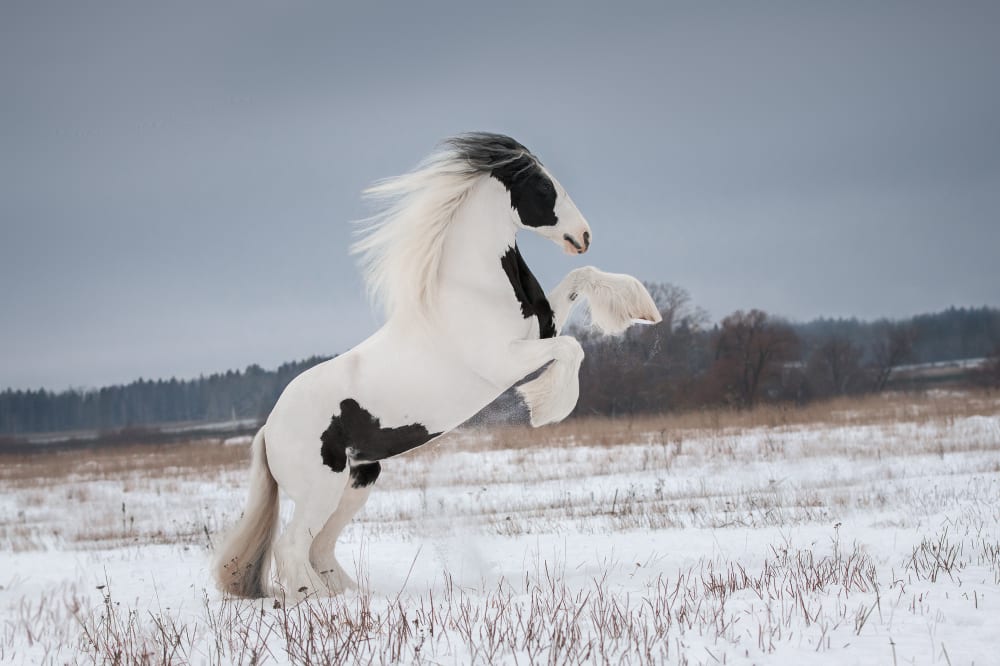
[494,154,591,256]
[515,165,592,256]
[449,133,592,255]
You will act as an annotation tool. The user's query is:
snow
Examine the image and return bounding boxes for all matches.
[2,404,999,664]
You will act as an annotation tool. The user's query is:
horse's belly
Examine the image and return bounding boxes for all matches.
[348,338,498,431]
[263,331,498,478]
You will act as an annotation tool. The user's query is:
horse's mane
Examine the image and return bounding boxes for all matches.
[352,133,539,320]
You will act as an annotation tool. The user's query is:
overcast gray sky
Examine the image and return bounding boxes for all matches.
[2,1,998,390]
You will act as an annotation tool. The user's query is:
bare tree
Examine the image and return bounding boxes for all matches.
[707,309,800,407]
[572,282,711,415]
[871,323,915,392]
[642,282,708,332]
[972,345,1000,390]
[807,336,865,396]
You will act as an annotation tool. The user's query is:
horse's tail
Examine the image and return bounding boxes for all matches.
[213,427,279,598]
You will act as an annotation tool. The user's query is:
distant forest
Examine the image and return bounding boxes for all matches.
[2,296,999,435]
[0,357,328,436]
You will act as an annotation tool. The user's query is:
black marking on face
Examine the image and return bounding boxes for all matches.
[491,158,558,228]
[349,462,381,488]
[446,132,558,228]
[320,399,440,473]
[500,244,556,339]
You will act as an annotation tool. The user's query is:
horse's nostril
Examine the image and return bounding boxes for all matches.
[583,231,590,249]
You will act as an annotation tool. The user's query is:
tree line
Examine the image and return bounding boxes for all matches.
[571,287,1000,415]
[0,357,327,435]
[2,293,999,434]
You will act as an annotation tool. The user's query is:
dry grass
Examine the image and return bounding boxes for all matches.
[27,520,1000,666]
[437,389,1000,455]
[2,389,995,483]
[0,440,250,488]
[55,535,889,665]
[0,440,250,553]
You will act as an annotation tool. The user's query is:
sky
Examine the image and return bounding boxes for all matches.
[2,1,999,391]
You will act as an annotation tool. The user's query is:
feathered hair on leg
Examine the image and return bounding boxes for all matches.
[578,268,662,336]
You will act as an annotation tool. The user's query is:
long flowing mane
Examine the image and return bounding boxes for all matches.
[352,133,538,320]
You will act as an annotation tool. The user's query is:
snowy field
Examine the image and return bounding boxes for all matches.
[2,392,999,665]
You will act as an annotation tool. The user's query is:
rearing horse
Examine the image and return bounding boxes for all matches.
[214,133,661,598]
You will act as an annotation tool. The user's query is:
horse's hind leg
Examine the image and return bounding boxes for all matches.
[274,485,345,599]
[310,463,381,592]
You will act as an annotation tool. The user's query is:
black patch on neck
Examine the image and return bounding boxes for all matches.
[349,462,381,488]
[446,132,558,228]
[320,399,440,473]
[500,245,556,339]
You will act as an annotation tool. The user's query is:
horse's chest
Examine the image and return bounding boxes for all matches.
[500,245,555,339]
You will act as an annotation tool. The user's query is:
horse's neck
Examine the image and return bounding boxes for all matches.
[383,176,524,347]
[439,176,517,289]
[380,176,531,379]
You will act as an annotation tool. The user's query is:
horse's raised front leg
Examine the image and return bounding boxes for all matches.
[508,336,585,427]
[548,266,662,335]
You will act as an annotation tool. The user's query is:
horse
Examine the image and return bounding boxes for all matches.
[213,133,661,599]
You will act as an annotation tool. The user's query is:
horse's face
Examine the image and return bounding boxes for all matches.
[535,168,592,256]
[494,159,592,255]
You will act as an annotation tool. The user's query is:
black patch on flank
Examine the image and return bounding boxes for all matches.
[500,244,556,339]
[320,399,441,473]
[320,423,347,472]
[446,132,558,228]
[349,462,381,488]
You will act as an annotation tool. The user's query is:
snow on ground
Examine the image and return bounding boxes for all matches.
[1,395,999,664]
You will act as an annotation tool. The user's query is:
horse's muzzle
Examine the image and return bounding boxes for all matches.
[563,231,591,254]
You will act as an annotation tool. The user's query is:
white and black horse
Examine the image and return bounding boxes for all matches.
[214,133,660,598]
